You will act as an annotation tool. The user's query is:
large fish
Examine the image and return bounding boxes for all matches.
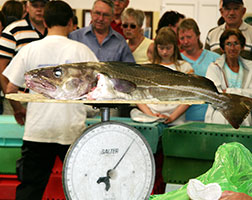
[25,61,252,129]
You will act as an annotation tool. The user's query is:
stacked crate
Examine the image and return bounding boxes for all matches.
[162,122,252,185]
[0,115,65,200]
[0,115,23,200]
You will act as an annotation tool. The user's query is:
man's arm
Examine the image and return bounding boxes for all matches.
[6,82,26,125]
[0,57,11,93]
[0,57,26,125]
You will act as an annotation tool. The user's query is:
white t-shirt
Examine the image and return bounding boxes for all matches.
[3,35,98,144]
[147,61,193,125]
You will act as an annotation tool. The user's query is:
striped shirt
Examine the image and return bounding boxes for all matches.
[205,22,252,60]
[0,15,47,59]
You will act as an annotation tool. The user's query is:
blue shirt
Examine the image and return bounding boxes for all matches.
[182,49,220,121]
[224,60,243,88]
[181,49,220,76]
[69,25,135,62]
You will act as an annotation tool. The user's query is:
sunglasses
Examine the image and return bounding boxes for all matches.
[122,23,137,29]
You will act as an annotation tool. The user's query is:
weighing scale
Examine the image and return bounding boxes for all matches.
[6,93,204,200]
[63,105,156,200]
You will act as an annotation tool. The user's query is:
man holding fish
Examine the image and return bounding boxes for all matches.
[2,1,98,199]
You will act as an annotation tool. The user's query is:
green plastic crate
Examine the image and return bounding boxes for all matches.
[162,122,252,159]
[0,115,17,123]
[0,115,24,174]
[85,117,161,153]
[162,122,252,184]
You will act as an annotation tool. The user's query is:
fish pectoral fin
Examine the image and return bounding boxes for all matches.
[110,78,136,93]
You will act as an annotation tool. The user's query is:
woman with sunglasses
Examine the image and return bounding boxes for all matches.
[121,8,153,64]
[205,28,252,126]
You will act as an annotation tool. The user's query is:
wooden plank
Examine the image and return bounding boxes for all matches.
[5,93,205,104]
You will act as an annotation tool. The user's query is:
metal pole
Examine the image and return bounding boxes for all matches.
[100,107,110,122]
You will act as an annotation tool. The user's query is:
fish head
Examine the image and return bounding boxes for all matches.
[25,64,98,99]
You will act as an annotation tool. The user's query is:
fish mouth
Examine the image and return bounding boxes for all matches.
[25,74,57,91]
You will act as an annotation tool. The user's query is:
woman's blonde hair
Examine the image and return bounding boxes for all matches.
[121,8,145,27]
[153,27,182,68]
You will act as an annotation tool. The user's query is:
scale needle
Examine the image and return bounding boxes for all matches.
[112,139,135,170]
[97,139,135,191]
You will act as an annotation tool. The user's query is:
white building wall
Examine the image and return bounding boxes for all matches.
[0,0,251,38]
[0,0,250,12]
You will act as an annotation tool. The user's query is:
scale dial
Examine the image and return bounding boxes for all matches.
[63,121,155,200]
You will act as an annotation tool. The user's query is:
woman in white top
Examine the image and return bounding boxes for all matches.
[137,27,194,125]
[121,8,153,64]
[205,28,252,126]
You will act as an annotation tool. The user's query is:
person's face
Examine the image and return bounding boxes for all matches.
[122,16,141,39]
[223,35,243,60]
[178,29,199,52]
[221,3,246,27]
[27,1,46,24]
[157,44,174,62]
[91,1,113,32]
[112,0,129,16]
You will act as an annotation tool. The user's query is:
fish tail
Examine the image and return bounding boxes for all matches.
[218,93,252,129]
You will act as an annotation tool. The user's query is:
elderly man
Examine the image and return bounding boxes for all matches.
[205,0,252,60]
[69,0,134,62]
[111,0,129,36]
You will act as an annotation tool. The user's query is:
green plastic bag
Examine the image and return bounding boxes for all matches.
[150,142,252,200]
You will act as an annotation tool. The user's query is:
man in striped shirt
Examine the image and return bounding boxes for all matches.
[205,0,252,60]
[0,0,48,122]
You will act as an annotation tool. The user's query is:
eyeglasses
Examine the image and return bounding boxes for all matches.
[122,23,137,29]
[92,11,112,18]
[225,41,240,47]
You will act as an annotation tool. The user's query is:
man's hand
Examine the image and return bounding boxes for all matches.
[13,106,26,125]
[220,191,252,200]
[6,82,26,125]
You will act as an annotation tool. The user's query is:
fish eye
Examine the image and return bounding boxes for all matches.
[53,68,63,78]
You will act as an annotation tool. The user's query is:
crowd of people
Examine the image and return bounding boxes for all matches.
[0,0,251,199]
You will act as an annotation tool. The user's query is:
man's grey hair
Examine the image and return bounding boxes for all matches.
[92,0,114,14]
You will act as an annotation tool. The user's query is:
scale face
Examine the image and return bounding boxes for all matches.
[63,121,155,200]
